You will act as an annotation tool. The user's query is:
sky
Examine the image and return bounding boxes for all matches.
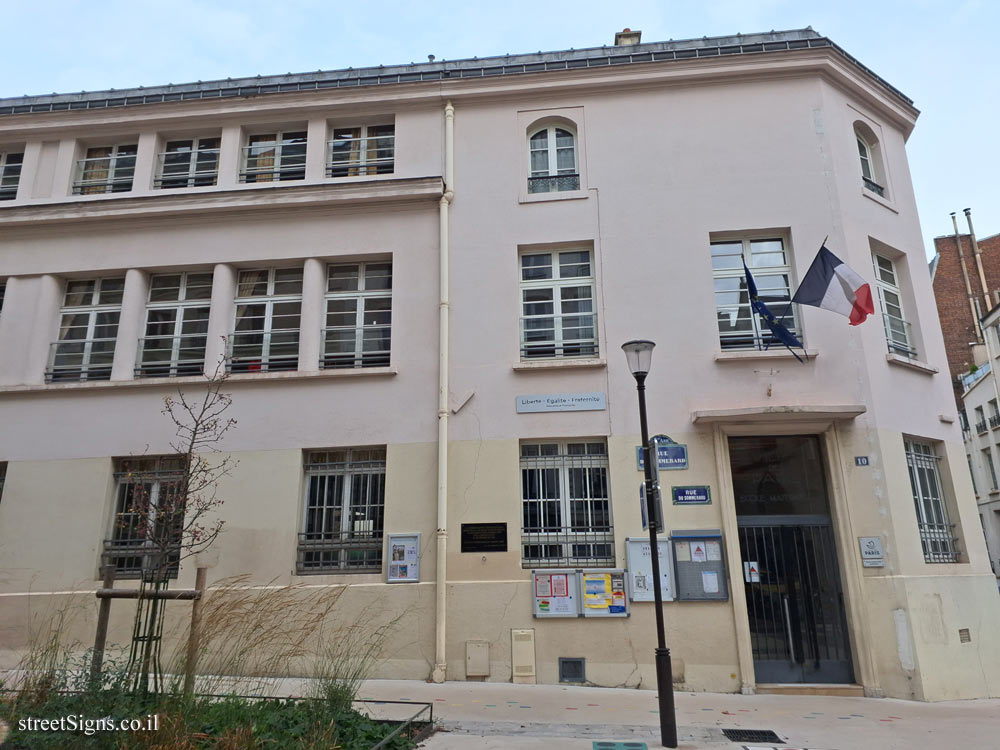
[1,0,996,259]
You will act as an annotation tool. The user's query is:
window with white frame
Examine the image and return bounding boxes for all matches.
[322,262,391,369]
[48,277,125,382]
[905,440,959,563]
[0,150,24,200]
[712,237,799,350]
[298,448,386,574]
[156,137,221,188]
[872,254,915,357]
[73,144,138,195]
[520,441,614,568]
[855,124,886,198]
[527,124,579,194]
[983,448,998,490]
[230,268,302,373]
[520,249,597,360]
[105,456,186,579]
[328,124,394,177]
[241,130,307,183]
[137,272,213,377]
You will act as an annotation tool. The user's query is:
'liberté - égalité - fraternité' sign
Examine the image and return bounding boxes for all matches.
[516,392,607,413]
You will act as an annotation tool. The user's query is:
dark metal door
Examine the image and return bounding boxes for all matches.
[738,516,854,684]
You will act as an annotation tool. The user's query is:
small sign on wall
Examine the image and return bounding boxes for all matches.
[672,485,711,505]
[858,536,885,567]
[516,392,607,413]
[386,533,420,583]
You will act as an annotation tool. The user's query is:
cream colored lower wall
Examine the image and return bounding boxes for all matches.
[1,432,998,698]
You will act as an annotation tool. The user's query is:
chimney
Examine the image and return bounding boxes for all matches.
[614,28,642,46]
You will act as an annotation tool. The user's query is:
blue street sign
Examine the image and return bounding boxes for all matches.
[671,485,711,505]
[636,442,688,471]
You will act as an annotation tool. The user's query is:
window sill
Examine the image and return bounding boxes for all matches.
[519,189,588,204]
[862,188,898,213]
[512,357,606,372]
[715,349,817,362]
[0,366,397,394]
[990,490,1000,498]
[885,353,938,375]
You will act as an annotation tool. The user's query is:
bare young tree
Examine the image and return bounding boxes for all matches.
[118,359,237,694]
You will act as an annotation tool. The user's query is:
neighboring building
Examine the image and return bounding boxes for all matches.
[930,214,1000,399]
[1,28,998,701]
[959,305,1000,585]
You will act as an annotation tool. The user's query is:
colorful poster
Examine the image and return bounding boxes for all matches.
[691,542,707,563]
[535,574,553,598]
[386,534,420,583]
[551,574,569,597]
[584,573,612,609]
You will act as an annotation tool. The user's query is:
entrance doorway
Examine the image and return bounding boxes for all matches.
[729,435,854,684]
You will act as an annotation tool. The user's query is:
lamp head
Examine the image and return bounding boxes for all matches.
[622,339,655,376]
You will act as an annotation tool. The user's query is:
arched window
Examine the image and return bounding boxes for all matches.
[854,123,886,198]
[528,125,579,194]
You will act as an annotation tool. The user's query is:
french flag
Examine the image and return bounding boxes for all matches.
[792,245,875,326]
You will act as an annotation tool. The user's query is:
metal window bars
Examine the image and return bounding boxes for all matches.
[46,338,116,382]
[227,330,300,373]
[863,177,886,197]
[528,173,580,194]
[295,530,384,574]
[520,311,598,359]
[135,333,208,378]
[103,537,180,580]
[917,522,960,564]
[327,133,395,177]
[154,148,220,188]
[989,415,1000,430]
[73,151,137,194]
[520,525,615,568]
[976,420,988,434]
[320,325,391,369]
[905,444,960,563]
[883,313,916,357]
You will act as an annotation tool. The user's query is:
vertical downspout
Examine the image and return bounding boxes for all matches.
[952,212,982,343]
[965,207,990,311]
[432,99,455,684]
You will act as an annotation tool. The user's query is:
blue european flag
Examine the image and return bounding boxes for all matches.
[743,262,805,362]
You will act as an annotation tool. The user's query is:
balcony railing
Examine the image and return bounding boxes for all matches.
[976,420,988,434]
[883,313,917,358]
[960,362,991,392]
[154,150,220,189]
[46,338,116,382]
[240,144,306,183]
[103,538,179,580]
[990,415,1000,430]
[863,177,886,197]
[73,153,137,195]
[327,135,394,177]
[296,530,383,574]
[227,330,299,373]
[135,334,207,378]
[320,325,391,369]
[520,312,598,360]
[521,525,615,569]
[918,522,959,564]
[528,173,580,194]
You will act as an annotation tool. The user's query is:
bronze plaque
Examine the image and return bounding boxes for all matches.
[461,523,508,553]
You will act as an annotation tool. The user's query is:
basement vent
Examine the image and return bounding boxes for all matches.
[593,743,647,750]
[959,628,972,643]
[559,657,586,683]
[721,728,784,743]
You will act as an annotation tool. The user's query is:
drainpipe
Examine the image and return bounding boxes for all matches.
[432,99,455,684]
[952,212,982,343]
[964,207,990,312]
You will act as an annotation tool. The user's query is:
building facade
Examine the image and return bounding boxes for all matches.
[0,28,998,701]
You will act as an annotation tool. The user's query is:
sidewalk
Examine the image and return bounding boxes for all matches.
[354,679,999,750]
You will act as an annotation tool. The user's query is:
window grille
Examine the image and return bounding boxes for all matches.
[298,448,386,574]
[105,456,187,580]
[328,125,394,177]
[322,262,392,369]
[137,272,213,377]
[905,441,959,563]
[712,237,799,350]
[520,441,614,568]
[0,151,23,200]
[528,126,579,193]
[47,277,124,382]
[230,268,302,373]
[156,137,220,188]
[520,250,597,359]
[73,144,137,194]
[241,131,306,182]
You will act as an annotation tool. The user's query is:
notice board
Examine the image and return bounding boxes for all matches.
[625,537,675,602]
[580,569,629,617]
[532,570,581,617]
[671,529,728,601]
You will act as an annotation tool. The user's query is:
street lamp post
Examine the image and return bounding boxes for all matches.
[622,339,677,749]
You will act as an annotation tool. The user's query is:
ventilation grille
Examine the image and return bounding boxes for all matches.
[959,628,972,643]
[721,728,784,743]
[593,743,647,750]
[559,657,586,683]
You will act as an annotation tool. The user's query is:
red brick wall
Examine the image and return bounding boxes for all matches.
[932,230,1000,399]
